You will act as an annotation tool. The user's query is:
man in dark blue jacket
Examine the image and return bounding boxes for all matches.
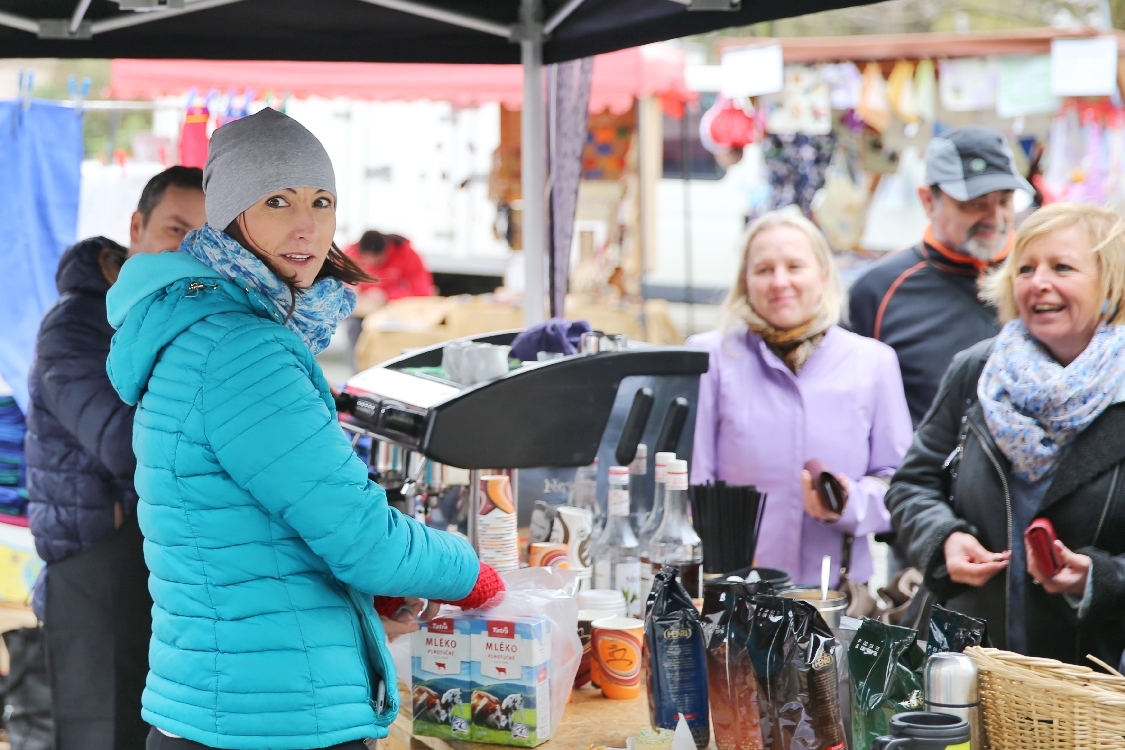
[25,167,205,750]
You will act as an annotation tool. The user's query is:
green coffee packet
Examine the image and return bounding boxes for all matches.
[848,618,925,750]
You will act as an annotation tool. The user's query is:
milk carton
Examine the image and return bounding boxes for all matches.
[469,615,552,747]
[411,617,473,740]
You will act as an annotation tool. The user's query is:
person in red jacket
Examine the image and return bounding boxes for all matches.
[343,230,436,369]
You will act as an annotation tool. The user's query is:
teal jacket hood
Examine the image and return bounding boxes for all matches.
[107,252,237,406]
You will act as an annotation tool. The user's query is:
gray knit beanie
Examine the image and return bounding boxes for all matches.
[202,107,336,231]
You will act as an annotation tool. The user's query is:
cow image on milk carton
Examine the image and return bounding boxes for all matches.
[411,617,472,740]
[469,616,552,746]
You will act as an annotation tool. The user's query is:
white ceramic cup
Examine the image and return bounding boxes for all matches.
[441,340,470,384]
[462,343,510,384]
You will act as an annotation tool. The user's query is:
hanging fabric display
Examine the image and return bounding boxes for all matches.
[857,62,892,133]
[913,59,936,123]
[762,66,832,136]
[179,99,211,168]
[0,100,83,411]
[763,132,837,216]
[886,60,919,124]
[821,62,863,111]
[938,58,998,112]
[812,148,869,252]
[1042,102,1125,208]
[547,57,594,319]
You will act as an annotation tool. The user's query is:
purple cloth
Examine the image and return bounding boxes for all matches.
[688,326,913,586]
[548,58,594,318]
[510,318,592,361]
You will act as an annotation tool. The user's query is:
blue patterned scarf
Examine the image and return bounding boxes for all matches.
[978,319,1125,482]
[180,223,355,354]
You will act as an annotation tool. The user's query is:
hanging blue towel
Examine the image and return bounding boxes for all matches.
[0,101,83,411]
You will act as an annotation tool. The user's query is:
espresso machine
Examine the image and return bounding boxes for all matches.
[338,330,709,547]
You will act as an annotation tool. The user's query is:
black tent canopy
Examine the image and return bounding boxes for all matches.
[0,0,875,324]
[0,0,872,63]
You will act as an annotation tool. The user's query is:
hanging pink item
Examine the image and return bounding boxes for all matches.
[699,96,762,153]
[179,103,210,168]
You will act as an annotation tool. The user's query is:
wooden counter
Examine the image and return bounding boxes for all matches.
[384,683,654,750]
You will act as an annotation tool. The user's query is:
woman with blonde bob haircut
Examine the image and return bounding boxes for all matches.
[690,208,913,588]
[888,202,1125,665]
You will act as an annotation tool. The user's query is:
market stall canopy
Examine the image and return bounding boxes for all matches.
[108,45,690,113]
[722,27,1125,64]
[0,0,879,64]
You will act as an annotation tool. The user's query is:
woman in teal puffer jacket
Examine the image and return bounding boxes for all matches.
[107,108,497,750]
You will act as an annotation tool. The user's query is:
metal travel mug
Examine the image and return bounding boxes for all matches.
[925,652,981,749]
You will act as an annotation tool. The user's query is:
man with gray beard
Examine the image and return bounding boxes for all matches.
[849,127,1035,426]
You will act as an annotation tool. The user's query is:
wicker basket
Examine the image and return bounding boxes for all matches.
[967,647,1125,749]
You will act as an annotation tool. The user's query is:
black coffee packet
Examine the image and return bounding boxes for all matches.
[926,604,988,656]
[848,618,925,750]
[747,595,846,750]
[646,567,710,749]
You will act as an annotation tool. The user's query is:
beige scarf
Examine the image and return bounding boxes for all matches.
[738,303,832,374]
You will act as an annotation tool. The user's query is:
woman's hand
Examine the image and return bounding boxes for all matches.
[379,597,441,641]
[801,470,843,523]
[944,531,1010,587]
[1027,538,1091,596]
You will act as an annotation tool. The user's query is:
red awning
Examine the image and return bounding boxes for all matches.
[109,44,689,114]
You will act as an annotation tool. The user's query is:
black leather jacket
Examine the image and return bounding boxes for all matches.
[887,340,1125,667]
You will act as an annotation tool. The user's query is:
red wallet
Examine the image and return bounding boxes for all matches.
[1026,518,1062,578]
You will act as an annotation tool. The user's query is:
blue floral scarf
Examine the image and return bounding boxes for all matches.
[180,224,355,354]
[978,319,1125,482]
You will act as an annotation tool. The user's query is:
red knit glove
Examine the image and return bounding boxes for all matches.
[445,562,505,610]
[373,563,505,619]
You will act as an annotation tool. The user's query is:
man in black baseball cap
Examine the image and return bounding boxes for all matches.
[849,126,1034,426]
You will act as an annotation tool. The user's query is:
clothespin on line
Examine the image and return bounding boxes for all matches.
[18,69,34,110]
[67,75,93,115]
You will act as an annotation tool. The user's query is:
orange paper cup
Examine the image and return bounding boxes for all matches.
[591,617,644,699]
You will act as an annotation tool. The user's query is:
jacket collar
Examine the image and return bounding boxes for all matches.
[922,225,1013,275]
[1042,403,1125,510]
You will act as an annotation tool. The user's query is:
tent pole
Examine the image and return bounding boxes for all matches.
[520,0,546,328]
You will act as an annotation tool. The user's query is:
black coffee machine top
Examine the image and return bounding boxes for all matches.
[341,331,709,469]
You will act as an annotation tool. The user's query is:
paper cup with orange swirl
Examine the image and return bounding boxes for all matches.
[477,474,519,573]
[529,543,569,570]
[591,617,644,699]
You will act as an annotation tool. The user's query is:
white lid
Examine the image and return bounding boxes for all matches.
[578,588,627,614]
[634,444,648,460]
[608,465,630,483]
[655,452,676,467]
[666,459,689,490]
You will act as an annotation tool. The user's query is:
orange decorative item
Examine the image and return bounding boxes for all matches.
[591,617,644,699]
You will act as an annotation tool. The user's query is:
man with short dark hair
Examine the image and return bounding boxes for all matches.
[25,166,205,750]
[849,127,1035,426]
